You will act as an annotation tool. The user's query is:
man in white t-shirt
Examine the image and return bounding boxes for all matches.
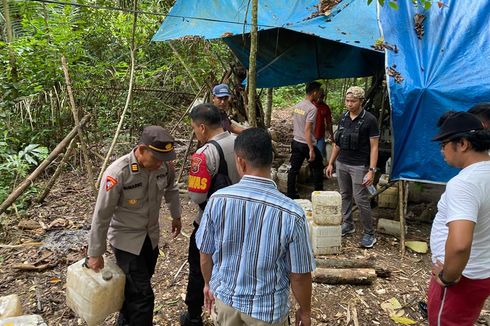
[428,111,490,325]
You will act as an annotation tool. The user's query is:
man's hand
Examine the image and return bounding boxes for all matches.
[308,149,315,162]
[171,218,182,238]
[295,308,311,326]
[432,260,461,287]
[203,284,215,313]
[87,256,104,272]
[325,164,334,178]
[362,171,374,186]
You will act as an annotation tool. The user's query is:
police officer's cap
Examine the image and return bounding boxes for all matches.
[140,126,176,161]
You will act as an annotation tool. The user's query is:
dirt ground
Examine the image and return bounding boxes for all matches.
[1,110,489,325]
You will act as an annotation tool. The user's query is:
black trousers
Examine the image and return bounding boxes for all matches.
[184,222,204,318]
[287,139,324,197]
[114,235,158,326]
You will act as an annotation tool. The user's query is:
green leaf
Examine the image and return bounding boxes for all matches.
[388,1,399,9]
[378,0,385,6]
[424,1,432,9]
[368,0,374,5]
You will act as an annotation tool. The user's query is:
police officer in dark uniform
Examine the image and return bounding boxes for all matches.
[87,126,182,326]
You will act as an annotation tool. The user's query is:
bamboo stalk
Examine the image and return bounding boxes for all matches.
[0,115,91,214]
[61,56,96,196]
[169,42,200,92]
[247,0,258,127]
[177,131,195,183]
[96,0,138,186]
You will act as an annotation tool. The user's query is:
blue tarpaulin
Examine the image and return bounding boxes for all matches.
[153,0,490,184]
[152,0,384,87]
[379,1,490,183]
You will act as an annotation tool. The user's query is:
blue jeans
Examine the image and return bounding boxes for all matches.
[316,137,326,161]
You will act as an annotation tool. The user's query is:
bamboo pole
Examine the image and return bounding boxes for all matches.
[247,0,258,127]
[61,56,96,196]
[96,0,138,186]
[168,42,200,92]
[0,115,91,214]
[398,180,406,256]
[177,131,195,183]
[36,138,76,203]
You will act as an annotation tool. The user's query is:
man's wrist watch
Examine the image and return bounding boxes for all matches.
[368,167,378,172]
[438,270,458,287]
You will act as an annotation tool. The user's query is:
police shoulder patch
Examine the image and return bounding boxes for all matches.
[106,176,118,191]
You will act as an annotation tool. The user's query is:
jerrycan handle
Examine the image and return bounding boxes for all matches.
[82,256,113,281]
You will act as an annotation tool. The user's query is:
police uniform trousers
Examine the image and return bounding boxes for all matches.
[184,221,205,319]
[114,235,158,326]
[287,139,324,198]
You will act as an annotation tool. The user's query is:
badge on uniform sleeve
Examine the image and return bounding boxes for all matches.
[105,176,118,191]
[188,152,211,193]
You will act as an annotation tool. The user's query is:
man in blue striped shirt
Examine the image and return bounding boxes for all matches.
[196,128,315,326]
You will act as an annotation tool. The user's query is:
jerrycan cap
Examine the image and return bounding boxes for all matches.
[102,270,113,281]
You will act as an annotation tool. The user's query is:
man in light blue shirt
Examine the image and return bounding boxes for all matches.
[196,128,315,326]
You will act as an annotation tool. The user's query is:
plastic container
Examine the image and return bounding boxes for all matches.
[0,315,47,326]
[0,294,22,319]
[378,174,390,186]
[293,199,313,220]
[276,163,290,193]
[311,223,341,255]
[385,157,392,174]
[66,257,125,326]
[377,186,398,209]
[311,191,342,225]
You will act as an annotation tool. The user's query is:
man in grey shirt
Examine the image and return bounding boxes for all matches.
[287,81,324,199]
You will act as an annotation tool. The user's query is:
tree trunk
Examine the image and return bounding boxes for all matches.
[315,257,375,269]
[0,115,91,214]
[247,0,258,127]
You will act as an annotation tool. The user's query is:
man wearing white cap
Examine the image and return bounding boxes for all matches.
[212,83,244,134]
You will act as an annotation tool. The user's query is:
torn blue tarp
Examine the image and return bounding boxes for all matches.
[379,1,490,183]
[152,0,384,87]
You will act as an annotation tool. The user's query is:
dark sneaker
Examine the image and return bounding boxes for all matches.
[361,234,377,248]
[179,312,203,326]
[341,223,355,236]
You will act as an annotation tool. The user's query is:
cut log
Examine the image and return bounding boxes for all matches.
[377,218,407,237]
[316,257,375,269]
[313,268,377,285]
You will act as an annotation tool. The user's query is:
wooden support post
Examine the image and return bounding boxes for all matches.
[36,138,76,203]
[398,180,406,256]
[61,56,96,196]
[0,115,91,214]
[265,88,273,128]
[247,0,258,127]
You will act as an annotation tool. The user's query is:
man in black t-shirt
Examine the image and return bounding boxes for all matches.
[325,86,380,248]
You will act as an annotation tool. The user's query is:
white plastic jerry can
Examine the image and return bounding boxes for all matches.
[311,223,341,255]
[311,191,342,225]
[0,294,23,319]
[0,314,47,326]
[66,257,125,326]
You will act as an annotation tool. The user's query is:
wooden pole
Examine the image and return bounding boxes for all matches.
[265,88,273,128]
[398,180,406,256]
[36,138,76,203]
[247,0,258,127]
[61,56,96,196]
[96,0,138,186]
[0,115,91,214]
[2,0,18,88]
